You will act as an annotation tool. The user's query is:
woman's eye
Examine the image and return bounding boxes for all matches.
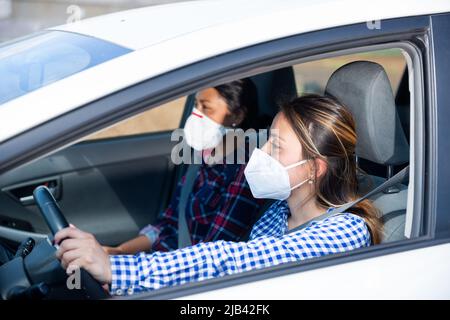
[269,142,280,156]
[270,139,280,149]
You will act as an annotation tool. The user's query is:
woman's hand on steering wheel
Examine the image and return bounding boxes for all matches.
[54,225,112,285]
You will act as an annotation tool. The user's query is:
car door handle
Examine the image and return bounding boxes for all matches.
[19,186,58,206]
[3,177,61,206]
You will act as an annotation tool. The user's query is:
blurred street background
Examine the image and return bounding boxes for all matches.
[0,0,196,42]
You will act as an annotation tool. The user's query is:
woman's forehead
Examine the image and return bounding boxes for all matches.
[196,87,219,101]
[271,112,302,147]
[271,112,292,136]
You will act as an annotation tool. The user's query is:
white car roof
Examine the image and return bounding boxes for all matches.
[1,0,450,143]
[50,0,450,50]
[51,0,306,50]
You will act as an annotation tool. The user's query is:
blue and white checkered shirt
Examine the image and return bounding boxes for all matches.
[109,200,371,296]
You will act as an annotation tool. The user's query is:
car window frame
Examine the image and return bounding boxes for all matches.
[0,14,447,299]
[428,12,450,238]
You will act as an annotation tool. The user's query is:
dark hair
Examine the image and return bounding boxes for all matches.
[214,78,258,130]
[280,94,383,244]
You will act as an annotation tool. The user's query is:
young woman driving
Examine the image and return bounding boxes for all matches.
[54,94,382,295]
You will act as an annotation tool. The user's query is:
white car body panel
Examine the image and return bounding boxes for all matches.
[178,243,450,299]
[1,0,450,142]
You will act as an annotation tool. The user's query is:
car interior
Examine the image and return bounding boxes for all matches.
[325,60,410,242]
[247,60,411,243]
[0,50,412,299]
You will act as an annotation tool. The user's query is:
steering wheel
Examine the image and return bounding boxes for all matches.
[0,186,108,300]
[33,186,109,299]
[0,186,109,300]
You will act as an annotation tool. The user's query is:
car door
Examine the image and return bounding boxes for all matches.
[0,95,193,246]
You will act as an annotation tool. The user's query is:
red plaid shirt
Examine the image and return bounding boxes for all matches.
[139,158,263,252]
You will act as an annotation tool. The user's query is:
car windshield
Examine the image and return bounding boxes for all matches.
[0,30,132,105]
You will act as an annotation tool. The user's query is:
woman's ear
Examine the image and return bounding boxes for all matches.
[314,158,328,180]
[229,109,245,127]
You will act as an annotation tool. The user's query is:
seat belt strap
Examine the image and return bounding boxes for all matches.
[178,164,201,249]
[287,165,409,234]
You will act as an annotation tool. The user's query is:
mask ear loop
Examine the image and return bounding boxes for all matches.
[284,159,309,170]
[287,159,312,190]
[288,159,317,213]
[291,177,312,190]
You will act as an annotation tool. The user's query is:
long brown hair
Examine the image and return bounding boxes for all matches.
[280,94,382,244]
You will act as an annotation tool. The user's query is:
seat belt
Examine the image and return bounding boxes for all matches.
[287,165,409,234]
[178,164,201,249]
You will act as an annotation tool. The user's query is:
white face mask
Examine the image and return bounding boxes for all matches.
[183,108,228,151]
[244,148,311,200]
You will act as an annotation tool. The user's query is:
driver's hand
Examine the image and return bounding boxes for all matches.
[54,226,112,285]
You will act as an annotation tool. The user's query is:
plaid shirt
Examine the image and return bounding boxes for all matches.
[139,158,263,252]
[249,201,336,240]
[109,200,371,296]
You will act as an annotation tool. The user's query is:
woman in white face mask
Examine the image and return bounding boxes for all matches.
[54,94,383,295]
[103,78,264,255]
[184,87,245,154]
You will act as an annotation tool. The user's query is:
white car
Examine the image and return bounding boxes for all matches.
[0,0,449,300]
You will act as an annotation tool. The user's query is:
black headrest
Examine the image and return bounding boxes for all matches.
[251,67,297,129]
[325,61,409,166]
